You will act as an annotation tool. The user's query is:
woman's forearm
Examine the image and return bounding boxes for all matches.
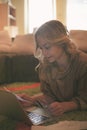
[61,101,78,112]
[32,94,78,113]
[32,94,54,105]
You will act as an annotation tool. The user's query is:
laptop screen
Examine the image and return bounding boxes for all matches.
[25,106,51,125]
[0,90,52,126]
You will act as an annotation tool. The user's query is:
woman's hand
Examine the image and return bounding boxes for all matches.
[17,93,34,107]
[48,102,65,116]
[48,101,78,117]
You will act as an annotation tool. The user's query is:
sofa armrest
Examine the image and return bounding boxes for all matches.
[69,30,87,53]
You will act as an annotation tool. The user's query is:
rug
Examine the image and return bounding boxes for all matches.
[9,83,40,91]
[4,83,40,92]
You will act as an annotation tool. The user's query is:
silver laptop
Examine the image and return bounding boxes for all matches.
[0,90,52,125]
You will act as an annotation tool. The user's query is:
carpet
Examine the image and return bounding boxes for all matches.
[5,83,40,92]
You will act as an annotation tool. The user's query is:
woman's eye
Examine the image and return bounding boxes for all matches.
[45,46,51,49]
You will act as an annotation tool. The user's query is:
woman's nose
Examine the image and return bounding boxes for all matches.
[42,49,48,57]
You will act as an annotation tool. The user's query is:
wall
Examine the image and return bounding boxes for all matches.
[3,0,66,34]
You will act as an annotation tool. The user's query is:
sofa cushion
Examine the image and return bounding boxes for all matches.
[69,30,87,52]
[0,31,11,45]
[0,44,11,53]
[11,34,35,55]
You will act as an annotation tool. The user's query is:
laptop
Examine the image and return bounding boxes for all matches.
[0,90,52,126]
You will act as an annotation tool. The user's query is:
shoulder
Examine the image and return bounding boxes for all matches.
[78,51,87,63]
[75,51,87,79]
[78,52,87,67]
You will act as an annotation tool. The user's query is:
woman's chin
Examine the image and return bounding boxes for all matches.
[48,58,55,63]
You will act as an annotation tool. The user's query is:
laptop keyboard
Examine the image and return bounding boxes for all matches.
[28,112,49,125]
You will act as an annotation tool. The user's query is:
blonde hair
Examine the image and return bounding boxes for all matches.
[34,20,77,63]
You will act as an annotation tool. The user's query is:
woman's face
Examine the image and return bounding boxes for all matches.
[37,37,64,63]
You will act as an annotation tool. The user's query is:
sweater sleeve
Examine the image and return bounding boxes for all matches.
[40,80,57,103]
[72,70,87,110]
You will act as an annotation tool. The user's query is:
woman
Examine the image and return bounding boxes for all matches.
[20,20,87,117]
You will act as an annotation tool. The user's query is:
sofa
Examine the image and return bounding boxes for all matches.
[0,30,87,84]
[69,30,87,53]
[0,31,39,84]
